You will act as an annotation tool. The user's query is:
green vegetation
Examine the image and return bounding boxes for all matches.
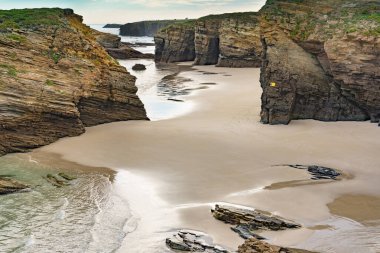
[0,64,17,77]
[45,79,55,86]
[198,12,257,22]
[48,50,62,64]
[6,33,27,43]
[0,8,64,29]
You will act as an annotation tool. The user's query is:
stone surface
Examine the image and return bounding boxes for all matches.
[166,230,229,253]
[0,177,30,195]
[93,30,154,59]
[0,9,148,156]
[280,165,341,180]
[132,64,146,71]
[238,238,316,253]
[153,13,262,67]
[212,205,300,240]
[259,0,379,125]
[154,23,196,63]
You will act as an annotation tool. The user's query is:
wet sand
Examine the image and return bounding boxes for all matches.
[39,65,380,252]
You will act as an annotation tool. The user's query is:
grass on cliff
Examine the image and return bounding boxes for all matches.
[0,64,17,77]
[198,12,257,22]
[0,8,64,29]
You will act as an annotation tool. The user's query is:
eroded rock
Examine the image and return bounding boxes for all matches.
[212,205,300,240]
[0,177,30,195]
[132,64,146,71]
[166,230,229,253]
[238,238,316,253]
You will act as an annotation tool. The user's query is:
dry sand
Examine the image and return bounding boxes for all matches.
[38,65,380,253]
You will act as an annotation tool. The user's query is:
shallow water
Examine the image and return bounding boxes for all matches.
[0,154,130,253]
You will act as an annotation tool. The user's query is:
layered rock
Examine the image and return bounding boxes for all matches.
[238,238,315,253]
[0,177,30,195]
[154,13,262,67]
[259,0,379,124]
[217,14,262,68]
[194,17,222,65]
[154,23,196,63]
[93,30,154,59]
[120,20,192,37]
[0,8,148,156]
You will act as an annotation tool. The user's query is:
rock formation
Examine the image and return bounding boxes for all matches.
[103,24,121,28]
[120,20,193,37]
[154,22,196,63]
[212,205,300,240]
[93,30,154,59]
[238,238,315,253]
[0,8,148,156]
[259,0,379,125]
[154,13,262,67]
[0,176,30,195]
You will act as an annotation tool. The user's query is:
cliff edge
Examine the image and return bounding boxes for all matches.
[0,8,148,156]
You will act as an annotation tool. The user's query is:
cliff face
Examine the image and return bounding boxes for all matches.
[120,20,192,37]
[0,8,147,156]
[154,23,195,63]
[217,16,262,67]
[260,0,380,125]
[194,18,221,65]
[154,13,262,67]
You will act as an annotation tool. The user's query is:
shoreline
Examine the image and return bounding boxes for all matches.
[34,64,380,252]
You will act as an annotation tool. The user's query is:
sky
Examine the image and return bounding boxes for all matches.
[0,0,267,24]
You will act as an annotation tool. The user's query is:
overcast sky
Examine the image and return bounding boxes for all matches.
[0,0,267,24]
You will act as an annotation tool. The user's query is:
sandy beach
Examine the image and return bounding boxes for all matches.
[37,65,380,253]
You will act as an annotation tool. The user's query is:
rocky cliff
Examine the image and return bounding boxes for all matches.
[93,30,154,59]
[154,22,196,63]
[120,20,192,37]
[0,8,148,156]
[154,13,262,68]
[259,0,380,125]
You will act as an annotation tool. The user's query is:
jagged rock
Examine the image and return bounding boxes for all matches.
[132,64,146,71]
[154,23,196,63]
[212,205,300,240]
[166,230,229,253]
[238,238,316,253]
[120,20,193,37]
[106,46,154,60]
[0,8,148,156]
[282,165,341,180]
[58,172,77,181]
[45,174,69,187]
[93,30,154,59]
[259,0,379,125]
[0,177,30,195]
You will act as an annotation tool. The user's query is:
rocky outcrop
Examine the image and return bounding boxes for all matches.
[217,14,262,68]
[0,176,30,195]
[259,0,379,125]
[238,238,315,253]
[166,230,229,252]
[103,24,121,28]
[154,13,262,67]
[0,8,148,156]
[194,18,222,65]
[212,205,300,240]
[154,23,196,63]
[93,31,154,59]
[120,20,192,37]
